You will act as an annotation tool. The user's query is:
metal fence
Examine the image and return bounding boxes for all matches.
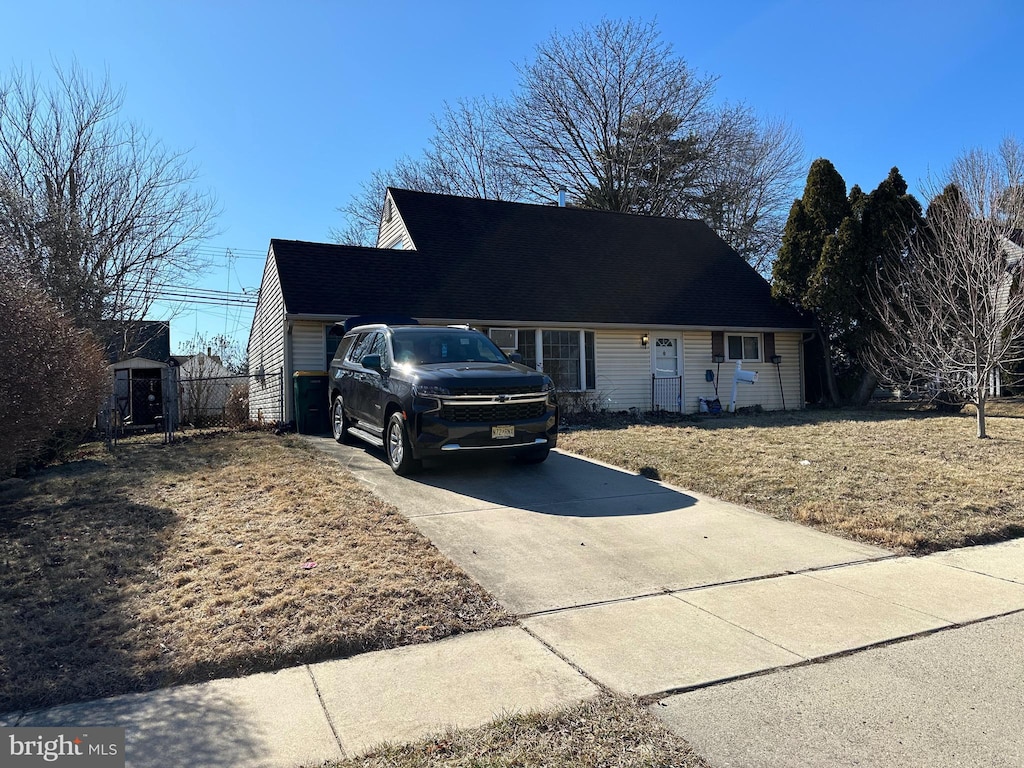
[98,368,284,443]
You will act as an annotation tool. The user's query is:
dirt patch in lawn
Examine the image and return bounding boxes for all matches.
[326,694,709,768]
[560,406,1024,553]
[0,430,511,713]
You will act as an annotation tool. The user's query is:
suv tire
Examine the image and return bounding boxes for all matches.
[332,397,352,444]
[386,412,421,475]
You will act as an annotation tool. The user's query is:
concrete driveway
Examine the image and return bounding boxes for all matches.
[308,437,1024,698]
[303,437,1024,765]
[311,438,887,615]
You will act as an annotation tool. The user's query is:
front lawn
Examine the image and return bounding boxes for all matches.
[560,405,1024,553]
[0,431,511,713]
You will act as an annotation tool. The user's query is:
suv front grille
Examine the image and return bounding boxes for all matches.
[440,401,547,423]
[446,385,544,396]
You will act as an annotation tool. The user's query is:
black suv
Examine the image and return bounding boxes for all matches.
[328,324,558,474]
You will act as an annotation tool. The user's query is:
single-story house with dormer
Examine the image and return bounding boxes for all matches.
[247,188,812,424]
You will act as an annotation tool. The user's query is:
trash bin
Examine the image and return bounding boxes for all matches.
[293,371,330,434]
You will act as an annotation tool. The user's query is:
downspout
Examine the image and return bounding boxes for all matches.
[284,318,293,424]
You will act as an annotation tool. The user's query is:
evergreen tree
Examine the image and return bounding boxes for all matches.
[772,158,851,403]
[773,161,922,405]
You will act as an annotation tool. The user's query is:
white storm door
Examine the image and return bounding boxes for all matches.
[651,334,683,411]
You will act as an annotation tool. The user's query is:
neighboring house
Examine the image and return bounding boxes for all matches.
[247,188,812,423]
[173,352,246,426]
[102,321,172,428]
[990,230,1024,396]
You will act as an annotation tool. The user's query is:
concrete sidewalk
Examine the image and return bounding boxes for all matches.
[6,627,600,767]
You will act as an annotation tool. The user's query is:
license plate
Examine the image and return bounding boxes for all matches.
[491,425,515,439]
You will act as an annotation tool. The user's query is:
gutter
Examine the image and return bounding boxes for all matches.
[282,313,813,334]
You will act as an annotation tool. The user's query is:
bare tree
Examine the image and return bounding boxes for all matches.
[334,19,803,267]
[863,138,1024,438]
[690,112,805,272]
[177,332,246,426]
[330,156,433,246]
[332,99,522,246]
[0,62,217,332]
[423,97,524,201]
[502,18,717,212]
[501,19,803,267]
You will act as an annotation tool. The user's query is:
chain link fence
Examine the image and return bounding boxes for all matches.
[98,368,284,443]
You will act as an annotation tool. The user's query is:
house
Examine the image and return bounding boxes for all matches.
[247,188,812,423]
[172,352,246,426]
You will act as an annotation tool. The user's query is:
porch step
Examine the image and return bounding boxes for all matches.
[347,427,385,449]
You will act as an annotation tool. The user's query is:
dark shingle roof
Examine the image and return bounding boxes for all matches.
[271,189,808,329]
[99,320,171,363]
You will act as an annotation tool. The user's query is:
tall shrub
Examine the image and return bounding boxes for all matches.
[0,263,107,476]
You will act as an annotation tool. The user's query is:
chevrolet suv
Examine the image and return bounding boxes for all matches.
[328,324,558,474]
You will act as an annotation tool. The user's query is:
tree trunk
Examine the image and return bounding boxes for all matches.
[816,325,841,406]
[976,387,988,439]
[851,370,877,407]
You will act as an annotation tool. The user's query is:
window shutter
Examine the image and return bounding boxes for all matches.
[763,332,776,362]
[711,331,724,358]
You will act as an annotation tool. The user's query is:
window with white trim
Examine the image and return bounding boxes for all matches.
[517,329,595,391]
[727,334,761,362]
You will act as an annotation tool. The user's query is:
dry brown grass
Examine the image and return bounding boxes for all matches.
[0,430,511,713]
[327,694,709,768]
[560,404,1024,553]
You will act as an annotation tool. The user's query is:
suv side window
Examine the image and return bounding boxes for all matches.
[346,332,373,363]
[332,333,356,364]
[366,331,389,369]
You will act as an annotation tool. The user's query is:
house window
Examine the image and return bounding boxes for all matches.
[517,329,595,391]
[727,334,761,362]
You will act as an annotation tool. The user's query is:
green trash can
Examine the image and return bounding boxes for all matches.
[293,371,330,434]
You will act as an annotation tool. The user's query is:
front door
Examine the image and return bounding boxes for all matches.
[651,334,683,412]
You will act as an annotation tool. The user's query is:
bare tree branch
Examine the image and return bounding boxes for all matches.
[863,138,1024,437]
[0,61,218,333]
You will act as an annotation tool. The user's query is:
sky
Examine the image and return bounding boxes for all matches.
[2,0,1022,354]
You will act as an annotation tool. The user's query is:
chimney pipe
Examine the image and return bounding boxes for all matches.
[557,185,566,208]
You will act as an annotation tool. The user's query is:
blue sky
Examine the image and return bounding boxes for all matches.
[3,0,1021,353]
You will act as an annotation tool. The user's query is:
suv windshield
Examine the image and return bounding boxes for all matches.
[392,329,508,365]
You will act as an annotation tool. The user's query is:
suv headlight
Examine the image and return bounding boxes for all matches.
[413,383,450,397]
[542,377,557,404]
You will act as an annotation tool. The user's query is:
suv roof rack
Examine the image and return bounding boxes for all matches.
[342,315,419,333]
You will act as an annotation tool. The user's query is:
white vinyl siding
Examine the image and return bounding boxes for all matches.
[684,331,802,412]
[292,322,327,372]
[376,192,415,250]
[247,248,286,423]
[592,330,655,411]
[594,329,803,413]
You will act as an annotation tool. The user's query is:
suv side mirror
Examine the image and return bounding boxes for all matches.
[509,352,523,364]
[361,354,383,372]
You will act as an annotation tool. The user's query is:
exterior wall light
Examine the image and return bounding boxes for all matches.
[641,333,649,348]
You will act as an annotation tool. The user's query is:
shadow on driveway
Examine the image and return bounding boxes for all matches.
[316,437,696,518]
